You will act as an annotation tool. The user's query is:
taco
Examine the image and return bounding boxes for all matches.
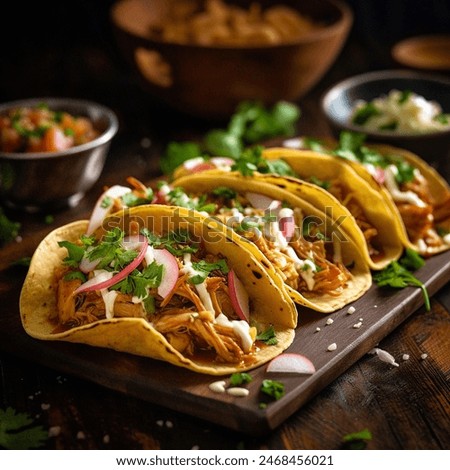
[20,205,297,375]
[161,172,372,312]
[283,133,450,256]
[261,147,405,269]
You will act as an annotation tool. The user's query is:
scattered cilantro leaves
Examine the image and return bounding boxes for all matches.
[189,259,229,285]
[230,372,253,386]
[160,100,301,175]
[0,407,47,450]
[351,102,381,125]
[260,379,285,400]
[342,428,372,450]
[0,208,20,245]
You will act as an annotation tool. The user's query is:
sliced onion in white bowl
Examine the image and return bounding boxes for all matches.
[86,185,132,236]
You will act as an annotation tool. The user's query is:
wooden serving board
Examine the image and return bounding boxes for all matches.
[1,227,449,436]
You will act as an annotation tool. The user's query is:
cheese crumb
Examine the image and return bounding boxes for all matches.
[315,327,321,332]
[327,343,337,351]
[165,420,174,429]
[41,403,50,410]
[326,318,334,325]
[226,387,250,397]
[48,426,61,437]
[209,380,226,393]
[420,353,428,360]
[347,306,356,315]
[103,434,110,444]
[372,347,399,367]
[353,322,362,329]
[402,354,410,361]
[76,431,86,440]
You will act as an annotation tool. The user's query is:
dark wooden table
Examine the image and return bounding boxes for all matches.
[1,5,449,450]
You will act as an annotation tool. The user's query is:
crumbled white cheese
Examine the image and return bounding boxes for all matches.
[402,354,410,361]
[358,318,363,322]
[41,403,50,410]
[347,306,356,315]
[420,353,428,360]
[191,445,200,450]
[48,426,61,437]
[226,387,250,397]
[326,318,334,325]
[77,431,86,440]
[315,327,321,333]
[165,420,173,428]
[327,343,337,351]
[156,420,164,427]
[209,380,226,393]
[372,347,399,367]
[353,322,363,329]
[102,434,110,444]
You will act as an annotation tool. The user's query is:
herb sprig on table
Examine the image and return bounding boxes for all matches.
[0,407,47,449]
[373,249,430,311]
[160,100,301,175]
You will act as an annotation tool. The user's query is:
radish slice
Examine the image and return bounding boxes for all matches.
[75,237,148,294]
[210,157,234,168]
[190,162,218,173]
[228,270,250,322]
[86,185,132,236]
[183,157,206,170]
[245,192,276,210]
[279,215,296,241]
[266,353,316,375]
[153,249,179,299]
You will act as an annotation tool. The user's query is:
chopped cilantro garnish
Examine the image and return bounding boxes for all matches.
[0,208,20,245]
[256,325,278,345]
[399,248,425,271]
[230,372,253,386]
[398,90,412,104]
[260,379,285,400]
[189,259,229,285]
[63,271,87,282]
[111,262,163,298]
[141,228,199,256]
[58,240,86,267]
[159,100,301,175]
[378,120,398,131]
[121,188,154,207]
[342,428,372,449]
[101,196,112,209]
[0,407,47,449]
[351,102,381,125]
[211,187,237,200]
[309,175,330,190]
[434,113,449,125]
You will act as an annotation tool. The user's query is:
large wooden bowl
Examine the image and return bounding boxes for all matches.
[110,0,353,119]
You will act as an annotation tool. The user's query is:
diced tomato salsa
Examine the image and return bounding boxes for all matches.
[0,102,100,152]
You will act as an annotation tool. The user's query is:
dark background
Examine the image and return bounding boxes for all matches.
[1,0,450,177]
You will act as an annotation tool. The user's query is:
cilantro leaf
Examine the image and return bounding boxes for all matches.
[0,208,20,245]
[230,372,253,386]
[256,325,278,345]
[260,379,285,400]
[342,428,372,449]
[0,407,47,449]
[160,141,203,175]
[58,240,86,267]
[399,248,425,271]
[373,259,430,311]
[351,102,381,125]
[189,259,229,285]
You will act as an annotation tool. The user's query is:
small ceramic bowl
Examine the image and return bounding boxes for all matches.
[0,97,119,212]
[392,34,450,71]
[110,0,353,119]
[320,69,450,178]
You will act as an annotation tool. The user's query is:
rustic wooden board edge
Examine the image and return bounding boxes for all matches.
[0,251,449,436]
